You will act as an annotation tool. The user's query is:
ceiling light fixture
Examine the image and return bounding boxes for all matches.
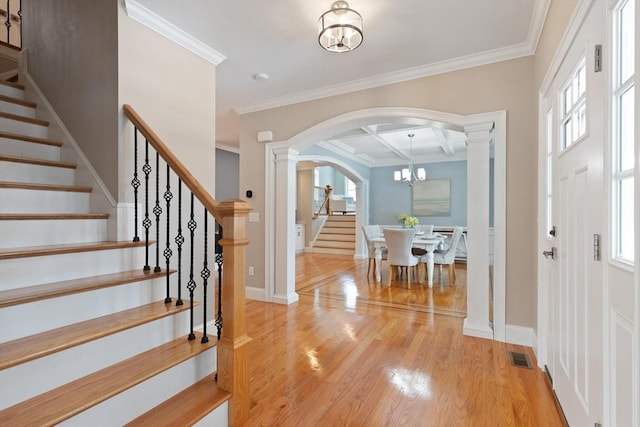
[394,133,426,186]
[318,1,363,53]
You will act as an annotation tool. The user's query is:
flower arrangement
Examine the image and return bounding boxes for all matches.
[398,213,419,228]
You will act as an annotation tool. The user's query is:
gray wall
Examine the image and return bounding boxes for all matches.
[215,149,239,202]
[24,0,119,197]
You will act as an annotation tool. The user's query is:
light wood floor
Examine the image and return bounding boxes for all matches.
[243,253,564,426]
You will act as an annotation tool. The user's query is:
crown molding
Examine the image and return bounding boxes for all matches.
[216,143,240,154]
[236,0,549,115]
[124,0,226,66]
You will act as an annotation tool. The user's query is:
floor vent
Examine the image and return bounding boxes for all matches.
[508,351,532,369]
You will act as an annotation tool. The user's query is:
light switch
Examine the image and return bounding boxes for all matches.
[249,212,260,223]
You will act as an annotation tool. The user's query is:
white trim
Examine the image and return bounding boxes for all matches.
[264,107,506,340]
[237,0,550,115]
[245,286,266,302]
[124,0,226,66]
[505,324,538,348]
[216,143,240,154]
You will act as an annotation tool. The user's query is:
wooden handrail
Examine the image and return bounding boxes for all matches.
[123,104,221,224]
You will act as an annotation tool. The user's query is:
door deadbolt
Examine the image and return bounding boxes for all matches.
[542,247,557,260]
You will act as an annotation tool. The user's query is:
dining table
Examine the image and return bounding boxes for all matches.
[371,233,446,288]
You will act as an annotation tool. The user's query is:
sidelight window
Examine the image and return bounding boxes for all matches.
[611,0,635,263]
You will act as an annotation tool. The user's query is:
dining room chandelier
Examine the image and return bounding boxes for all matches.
[394,133,426,186]
[318,1,363,53]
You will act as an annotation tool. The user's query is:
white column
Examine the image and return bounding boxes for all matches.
[272,147,299,304]
[354,182,367,259]
[463,122,494,339]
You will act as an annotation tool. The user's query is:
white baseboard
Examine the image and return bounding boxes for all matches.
[505,324,537,348]
[245,286,267,301]
[463,319,494,340]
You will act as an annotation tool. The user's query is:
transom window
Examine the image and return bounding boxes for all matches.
[611,0,635,263]
[560,58,587,149]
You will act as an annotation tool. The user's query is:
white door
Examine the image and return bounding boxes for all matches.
[546,1,605,425]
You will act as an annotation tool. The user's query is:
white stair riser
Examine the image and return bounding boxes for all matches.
[322,227,356,234]
[60,348,216,427]
[0,277,170,342]
[0,246,149,289]
[0,310,194,410]
[0,84,24,99]
[312,247,354,255]
[0,100,36,118]
[0,160,75,185]
[0,117,48,138]
[0,188,91,213]
[0,136,61,161]
[194,405,228,427]
[0,218,107,249]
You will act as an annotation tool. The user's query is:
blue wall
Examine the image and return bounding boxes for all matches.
[369,160,494,227]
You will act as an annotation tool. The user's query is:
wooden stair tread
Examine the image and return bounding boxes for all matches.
[0,240,149,260]
[0,130,62,147]
[0,111,48,126]
[0,78,24,90]
[0,181,92,193]
[0,333,216,427]
[0,154,76,169]
[0,93,36,108]
[0,269,172,308]
[0,213,109,221]
[125,375,230,426]
[0,299,191,370]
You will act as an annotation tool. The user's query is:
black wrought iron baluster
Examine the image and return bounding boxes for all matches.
[153,152,162,272]
[175,179,184,306]
[215,224,223,340]
[5,0,11,45]
[200,209,210,344]
[131,129,140,242]
[142,140,152,271]
[16,0,20,48]
[187,193,197,340]
[163,164,173,303]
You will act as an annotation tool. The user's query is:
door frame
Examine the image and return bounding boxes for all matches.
[264,106,507,342]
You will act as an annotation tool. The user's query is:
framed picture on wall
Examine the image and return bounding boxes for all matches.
[413,179,451,216]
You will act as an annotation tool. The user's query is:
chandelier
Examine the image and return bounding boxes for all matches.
[394,133,426,186]
[318,1,363,53]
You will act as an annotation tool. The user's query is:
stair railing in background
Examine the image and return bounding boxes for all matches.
[124,104,251,425]
[0,0,21,48]
[312,184,332,218]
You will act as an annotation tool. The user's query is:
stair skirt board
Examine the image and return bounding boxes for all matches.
[0,246,149,288]
[0,187,91,213]
[0,136,61,161]
[0,276,171,342]
[0,218,107,248]
[0,311,194,410]
[0,116,48,139]
[59,349,217,427]
[0,159,75,185]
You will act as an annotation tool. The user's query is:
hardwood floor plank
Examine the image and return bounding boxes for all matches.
[239,253,564,426]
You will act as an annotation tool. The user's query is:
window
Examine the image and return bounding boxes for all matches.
[345,178,356,202]
[546,109,554,237]
[611,0,635,263]
[560,58,587,149]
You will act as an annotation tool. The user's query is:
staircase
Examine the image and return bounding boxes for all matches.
[0,78,230,425]
[312,214,356,255]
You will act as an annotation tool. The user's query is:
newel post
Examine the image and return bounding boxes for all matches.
[216,198,252,425]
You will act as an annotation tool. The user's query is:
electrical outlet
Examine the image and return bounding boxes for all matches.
[248,266,254,276]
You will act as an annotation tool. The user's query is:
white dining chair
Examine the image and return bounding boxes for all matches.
[383,228,420,289]
[425,226,463,286]
[362,225,386,277]
[411,224,435,256]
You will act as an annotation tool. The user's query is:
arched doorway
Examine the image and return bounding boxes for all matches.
[264,107,506,341]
